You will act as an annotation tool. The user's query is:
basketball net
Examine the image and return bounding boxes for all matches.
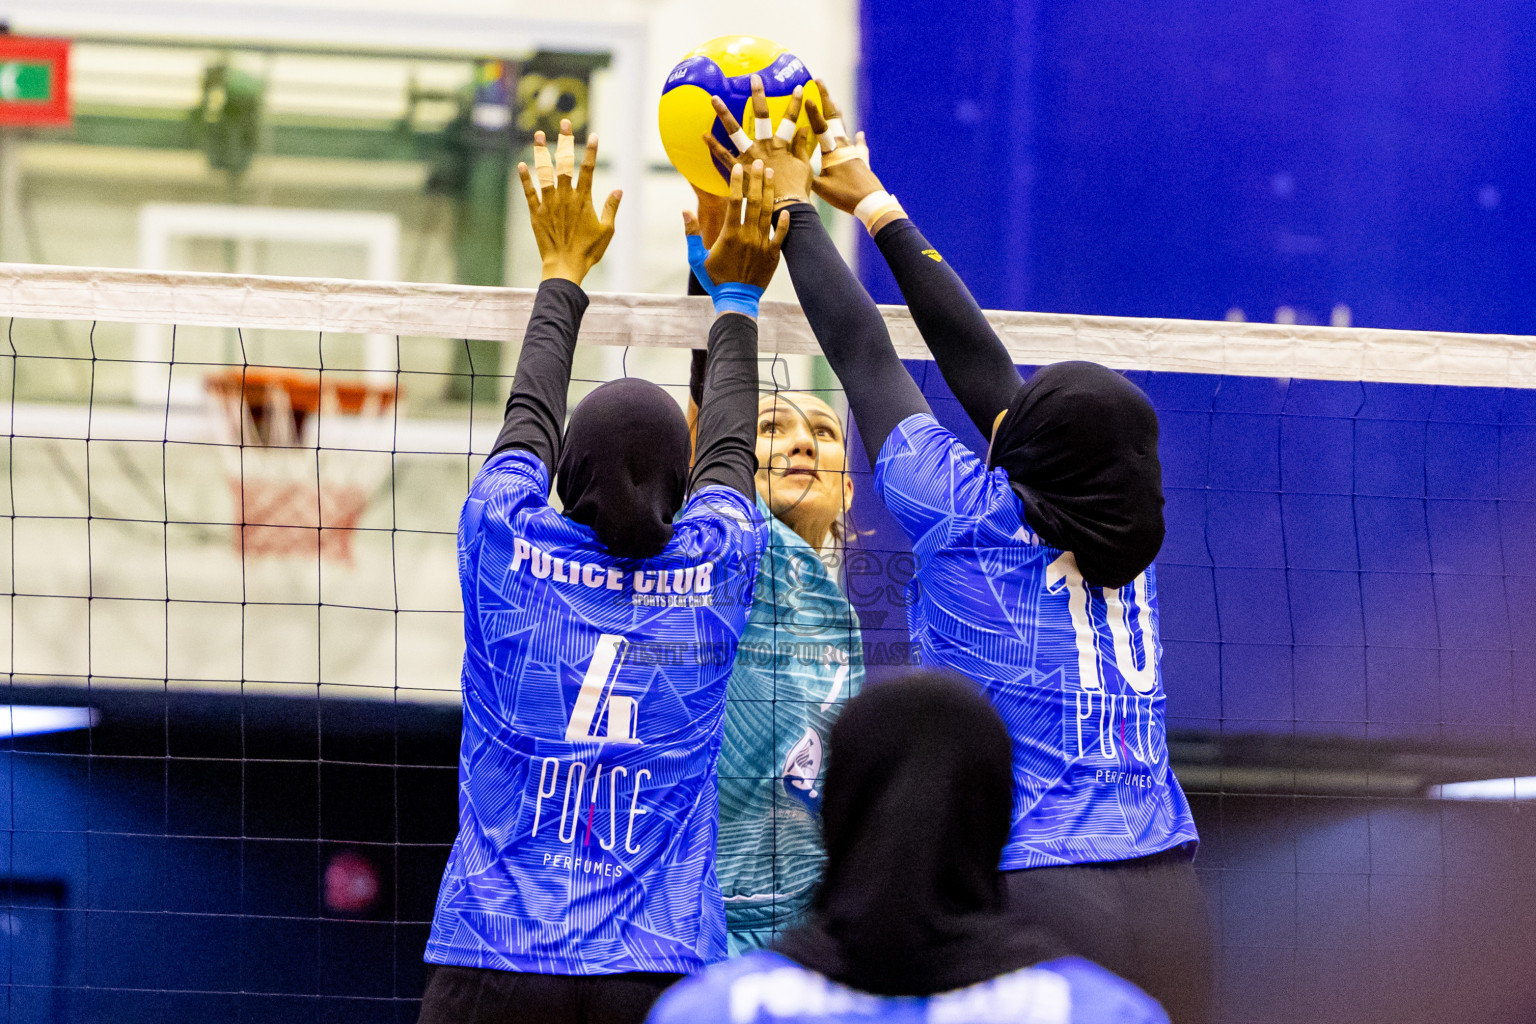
[206,369,399,565]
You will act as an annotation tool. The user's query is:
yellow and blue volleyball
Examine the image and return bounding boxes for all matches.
[659,35,821,196]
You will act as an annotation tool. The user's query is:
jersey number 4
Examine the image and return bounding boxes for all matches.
[1045,552,1157,695]
[566,633,641,744]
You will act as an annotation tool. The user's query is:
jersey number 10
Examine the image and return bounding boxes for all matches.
[1045,552,1157,695]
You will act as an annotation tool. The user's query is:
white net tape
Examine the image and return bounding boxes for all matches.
[4,262,1536,388]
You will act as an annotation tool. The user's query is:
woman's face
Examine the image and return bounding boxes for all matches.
[754,391,855,542]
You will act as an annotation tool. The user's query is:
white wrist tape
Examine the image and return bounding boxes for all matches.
[854,190,904,233]
[822,143,869,169]
[775,118,798,143]
[853,190,892,223]
[729,128,752,153]
[755,116,773,139]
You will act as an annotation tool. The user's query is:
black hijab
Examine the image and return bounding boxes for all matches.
[775,671,1062,996]
[990,361,1164,589]
[555,377,690,560]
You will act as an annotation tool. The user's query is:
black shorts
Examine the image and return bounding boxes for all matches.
[1004,845,1213,1024]
[417,964,684,1024]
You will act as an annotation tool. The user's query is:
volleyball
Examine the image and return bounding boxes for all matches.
[659,35,821,195]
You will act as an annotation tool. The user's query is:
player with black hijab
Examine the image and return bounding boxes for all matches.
[704,80,1210,1024]
[420,123,788,1024]
[645,671,1170,1024]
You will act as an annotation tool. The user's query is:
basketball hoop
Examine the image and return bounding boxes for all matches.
[206,368,400,565]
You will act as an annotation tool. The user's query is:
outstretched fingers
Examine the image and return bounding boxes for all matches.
[517,162,540,207]
[804,98,829,140]
[723,163,745,235]
[577,130,599,196]
[744,159,765,234]
[703,132,738,169]
[519,122,619,281]
[749,74,771,133]
[783,85,804,124]
[814,79,842,124]
[793,124,814,162]
[759,166,776,239]
[531,130,555,192]
[813,79,850,146]
[769,201,791,252]
[599,189,622,229]
[554,119,576,189]
[711,95,751,154]
[776,85,804,142]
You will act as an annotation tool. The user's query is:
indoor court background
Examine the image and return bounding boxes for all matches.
[855,5,1536,1022]
[3,2,1535,1023]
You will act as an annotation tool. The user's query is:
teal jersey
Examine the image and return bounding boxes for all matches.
[715,504,864,953]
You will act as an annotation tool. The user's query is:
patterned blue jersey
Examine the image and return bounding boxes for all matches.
[425,449,768,975]
[875,415,1198,869]
[646,951,1170,1024]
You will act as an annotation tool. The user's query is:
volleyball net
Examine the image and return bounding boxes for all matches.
[6,259,1536,731]
[4,261,1536,1016]
[10,260,1535,713]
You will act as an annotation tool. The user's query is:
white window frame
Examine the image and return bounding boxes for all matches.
[9,0,647,291]
[134,202,402,405]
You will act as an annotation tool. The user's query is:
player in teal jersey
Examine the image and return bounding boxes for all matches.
[716,390,864,953]
[686,187,865,954]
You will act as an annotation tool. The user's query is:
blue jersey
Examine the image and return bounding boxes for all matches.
[425,449,768,975]
[646,951,1169,1024]
[875,415,1197,869]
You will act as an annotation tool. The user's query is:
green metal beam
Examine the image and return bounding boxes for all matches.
[70,110,438,163]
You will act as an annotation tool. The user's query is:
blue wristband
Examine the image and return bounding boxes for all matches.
[686,232,712,287]
[686,233,764,318]
[711,282,763,319]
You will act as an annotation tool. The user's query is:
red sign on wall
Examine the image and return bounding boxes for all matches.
[0,36,70,127]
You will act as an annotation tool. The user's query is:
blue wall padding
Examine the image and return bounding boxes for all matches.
[859,0,1536,334]
[0,732,451,1021]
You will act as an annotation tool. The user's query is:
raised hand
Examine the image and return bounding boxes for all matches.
[517,119,623,285]
[803,79,886,218]
[703,75,815,207]
[684,159,791,299]
[690,182,728,249]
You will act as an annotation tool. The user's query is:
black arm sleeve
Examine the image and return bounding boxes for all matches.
[490,278,589,472]
[874,218,1024,438]
[689,312,759,497]
[779,203,930,467]
[687,270,709,408]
